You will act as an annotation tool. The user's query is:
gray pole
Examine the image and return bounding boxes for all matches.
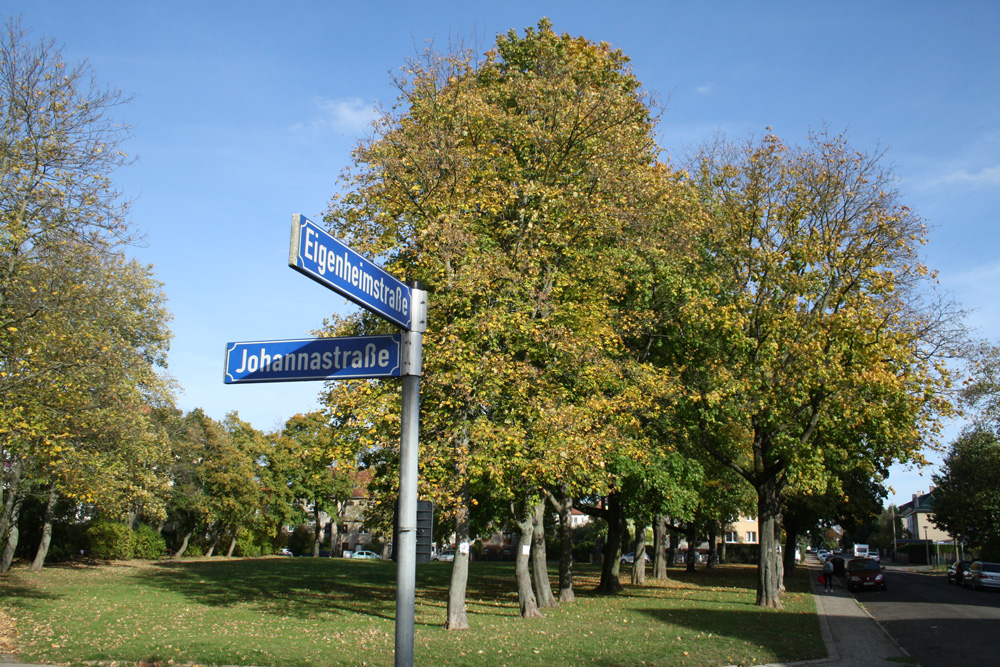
[396,282,426,667]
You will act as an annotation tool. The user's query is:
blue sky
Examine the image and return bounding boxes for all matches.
[9,1,999,507]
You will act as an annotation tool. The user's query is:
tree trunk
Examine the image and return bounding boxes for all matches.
[706,523,718,569]
[513,509,544,618]
[329,504,340,554]
[0,459,23,545]
[205,525,222,557]
[1,492,24,573]
[595,494,624,594]
[174,531,192,559]
[631,520,647,585]
[756,478,783,609]
[226,534,237,557]
[29,483,59,571]
[312,506,322,557]
[554,487,575,602]
[530,501,557,608]
[685,523,697,572]
[652,515,668,580]
[783,520,799,579]
[445,481,472,630]
[775,513,785,595]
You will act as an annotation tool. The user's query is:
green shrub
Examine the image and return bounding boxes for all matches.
[286,524,315,557]
[234,538,262,557]
[183,543,203,557]
[572,520,607,564]
[723,543,760,564]
[132,524,166,559]
[86,521,134,560]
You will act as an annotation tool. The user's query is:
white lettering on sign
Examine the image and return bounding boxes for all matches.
[233,344,392,375]
[301,226,410,319]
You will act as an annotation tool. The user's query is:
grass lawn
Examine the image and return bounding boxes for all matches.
[1,558,825,667]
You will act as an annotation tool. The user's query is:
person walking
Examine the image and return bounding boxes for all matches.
[823,556,835,592]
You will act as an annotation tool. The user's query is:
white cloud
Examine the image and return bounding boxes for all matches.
[927,164,1000,189]
[290,97,379,137]
[696,83,714,95]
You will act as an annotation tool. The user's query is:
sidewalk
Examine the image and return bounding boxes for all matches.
[754,563,918,667]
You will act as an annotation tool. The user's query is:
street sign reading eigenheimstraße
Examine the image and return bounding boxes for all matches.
[288,214,413,330]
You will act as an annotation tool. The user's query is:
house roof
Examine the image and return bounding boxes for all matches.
[897,488,936,515]
[351,469,371,499]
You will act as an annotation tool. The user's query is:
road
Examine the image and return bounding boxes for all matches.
[853,567,1000,667]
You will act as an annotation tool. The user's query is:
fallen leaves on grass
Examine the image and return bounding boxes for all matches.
[0,609,17,653]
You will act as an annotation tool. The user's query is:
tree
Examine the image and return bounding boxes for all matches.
[161,408,216,558]
[201,413,267,557]
[655,131,958,607]
[933,426,1000,560]
[321,19,677,621]
[276,411,357,556]
[962,342,1000,430]
[0,17,174,572]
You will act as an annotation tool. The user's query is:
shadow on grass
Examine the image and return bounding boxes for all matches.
[636,606,825,662]
[134,559,521,624]
[0,581,61,605]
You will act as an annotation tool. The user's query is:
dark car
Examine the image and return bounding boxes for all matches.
[963,561,1000,590]
[948,560,972,585]
[846,558,886,592]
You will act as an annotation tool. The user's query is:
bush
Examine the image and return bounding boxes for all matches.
[723,543,760,565]
[132,524,166,559]
[572,520,607,564]
[234,536,263,557]
[286,525,315,557]
[87,521,134,560]
[183,543,204,557]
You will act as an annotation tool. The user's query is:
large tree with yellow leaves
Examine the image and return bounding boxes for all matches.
[658,131,960,607]
[0,18,173,572]
[319,19,693,623]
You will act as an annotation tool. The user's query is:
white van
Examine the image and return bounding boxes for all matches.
[853,544,869,558]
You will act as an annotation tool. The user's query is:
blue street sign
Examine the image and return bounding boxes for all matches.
[224,335,401,384]
[289,214,413,331]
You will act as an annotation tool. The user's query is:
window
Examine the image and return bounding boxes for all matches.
[745,531,758,544]
[725,531,739,543]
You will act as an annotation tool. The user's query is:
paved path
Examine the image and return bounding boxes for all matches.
[753,563,917,667]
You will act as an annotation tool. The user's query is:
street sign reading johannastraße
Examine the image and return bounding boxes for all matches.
[224,335,401,383]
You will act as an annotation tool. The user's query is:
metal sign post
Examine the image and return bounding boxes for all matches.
[395,286,425,667]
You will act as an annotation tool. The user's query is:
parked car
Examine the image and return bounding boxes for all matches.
[846,558,886,592]
[947,560,972,585]
[352,550,381,560]
[279,548,293,557]
[963,561,1000,590]
[816,549,830,561]
[433,549,455,562]
[620,551,651,564]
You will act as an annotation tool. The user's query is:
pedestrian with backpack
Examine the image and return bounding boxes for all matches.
[822,556,835,592]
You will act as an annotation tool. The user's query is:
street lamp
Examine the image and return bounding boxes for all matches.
[924,526,931,566]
